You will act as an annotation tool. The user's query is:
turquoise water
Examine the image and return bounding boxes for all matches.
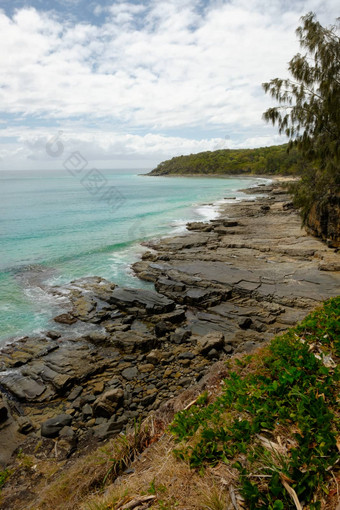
[0,170,268,341]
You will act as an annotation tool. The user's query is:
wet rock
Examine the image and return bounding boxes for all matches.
[41,414,72,438]
[211,219,238,227]
[46,331,61,340]
[93,388,124,418]
[197,332,225,355]
[187,222,213,232]
[86,331,110,345]
[54,313,77,325]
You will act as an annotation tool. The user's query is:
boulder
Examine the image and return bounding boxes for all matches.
[41,414,72,438]
[196,332,225,355]
[110,331,157,353]
[93,388,124,418]
[170,328,191,344]
[54,313,77,325]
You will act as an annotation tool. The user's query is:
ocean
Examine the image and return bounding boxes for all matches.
[0,169,269,343]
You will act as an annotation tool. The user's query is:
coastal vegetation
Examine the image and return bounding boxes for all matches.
[1,297,338,509]
[147,144,302,176]
[170,296,340,509]
[263,13,340,239]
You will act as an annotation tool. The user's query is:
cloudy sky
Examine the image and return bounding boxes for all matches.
[0,0,338,170]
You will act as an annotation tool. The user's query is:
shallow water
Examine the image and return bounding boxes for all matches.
[0,169,269,341]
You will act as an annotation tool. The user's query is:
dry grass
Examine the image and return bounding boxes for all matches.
[27,417,159,510]
[82,435,240,510]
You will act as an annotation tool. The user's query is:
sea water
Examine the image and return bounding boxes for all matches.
[0,169,269,342]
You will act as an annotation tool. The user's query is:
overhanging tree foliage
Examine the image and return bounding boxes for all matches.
[262,12,340,220]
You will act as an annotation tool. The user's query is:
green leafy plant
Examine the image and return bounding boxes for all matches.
[170,297,340,509]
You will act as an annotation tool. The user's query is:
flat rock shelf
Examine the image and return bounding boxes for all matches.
[0,182,339,468]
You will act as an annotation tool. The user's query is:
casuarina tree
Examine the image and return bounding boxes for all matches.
[262,12,340,222]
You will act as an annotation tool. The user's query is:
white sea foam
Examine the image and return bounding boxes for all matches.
[195,204,220,221]
[170,219,189,234]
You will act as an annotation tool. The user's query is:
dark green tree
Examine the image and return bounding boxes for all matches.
[262,12,340,220]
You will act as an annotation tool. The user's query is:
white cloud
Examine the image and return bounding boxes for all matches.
[0,125,287,170]
[0,1,338,169]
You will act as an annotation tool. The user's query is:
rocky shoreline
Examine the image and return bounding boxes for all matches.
[0,181,339,470]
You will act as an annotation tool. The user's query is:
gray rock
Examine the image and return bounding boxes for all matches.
[82,403,93,418]
[59,426,75,440]
[109,287,175,315]
[41,414,72,438]
[178,352,195,360]
[86,331,110,345]
[197,332,225,355]
[141,394,157,407]
[111,331,157,354]
[93,388,124,418]
[1,372,46,401]
[54,313,77,325]
[67,385,83,401]
[170,328,191,344]
[185,288,229,307]
[152,308,186,324]
[121,366,138,381]
[155,321,174,337]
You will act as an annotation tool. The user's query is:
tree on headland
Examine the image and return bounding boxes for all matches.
[262,12,340,222]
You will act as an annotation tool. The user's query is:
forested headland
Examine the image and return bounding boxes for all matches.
[147,144,302,176]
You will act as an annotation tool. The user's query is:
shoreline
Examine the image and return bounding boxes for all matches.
[0,179,339,476]
[0,174,271,345]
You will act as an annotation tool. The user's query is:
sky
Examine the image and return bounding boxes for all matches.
[0,0,338,170]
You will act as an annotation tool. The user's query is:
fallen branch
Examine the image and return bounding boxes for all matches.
[281,478,302,510]
[229,485,239,510]
[118,495,156,510]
